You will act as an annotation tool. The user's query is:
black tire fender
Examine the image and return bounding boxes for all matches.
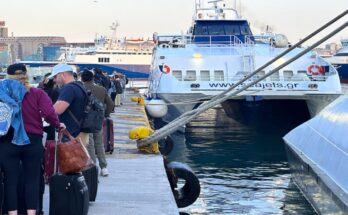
[167,161,200,208]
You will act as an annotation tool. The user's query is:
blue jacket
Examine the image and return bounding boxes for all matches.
[0,79,29,145]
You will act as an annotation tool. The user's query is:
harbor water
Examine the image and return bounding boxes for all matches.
[163,107,317,215]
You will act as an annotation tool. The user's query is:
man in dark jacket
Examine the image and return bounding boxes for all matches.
[81,69,114,176]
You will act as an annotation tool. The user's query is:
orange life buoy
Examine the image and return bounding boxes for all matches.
[307,65,324,76]
[159,64,171,74]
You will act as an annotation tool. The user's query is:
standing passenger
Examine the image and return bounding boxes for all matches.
[0,63,63,215]
[48,64,89,145]
[81,70,114,176]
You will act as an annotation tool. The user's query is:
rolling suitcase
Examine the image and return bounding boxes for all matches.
[103,118,114,154]
[49,173,89,215]
[44,140,58,183]
[48,133,89,215]
[82,165,98,202]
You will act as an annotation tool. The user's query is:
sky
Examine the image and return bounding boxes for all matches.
[0,0,347,46]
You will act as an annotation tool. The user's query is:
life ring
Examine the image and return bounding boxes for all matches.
[307,65,324,76]
[158,136,174,156]
[167,161,201,208]
[159,64,171,74]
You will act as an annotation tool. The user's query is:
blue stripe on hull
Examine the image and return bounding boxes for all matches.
[22,62,150,79]
[334,63,348,83]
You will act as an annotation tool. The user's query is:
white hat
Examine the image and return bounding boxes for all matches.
[48,64,73,79]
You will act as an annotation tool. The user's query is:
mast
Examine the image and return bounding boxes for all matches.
[109,21,119,50]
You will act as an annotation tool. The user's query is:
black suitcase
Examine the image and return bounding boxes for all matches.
[48,133,89,215]
[49,173,89,215]
[82,165,98,202]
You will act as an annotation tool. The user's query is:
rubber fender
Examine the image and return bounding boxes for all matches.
[159,136,174,156]
[167,162,200,208]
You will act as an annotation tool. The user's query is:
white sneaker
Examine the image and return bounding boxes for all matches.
[100,168,109,177]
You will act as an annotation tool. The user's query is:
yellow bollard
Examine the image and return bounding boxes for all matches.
[130,96,139,102]
[138,97,145,105]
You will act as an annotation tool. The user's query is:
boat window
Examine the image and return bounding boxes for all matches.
[194,25,209,35]
[335,53,348,57]
[269,71,280,81]
[184,70,197,81]
[98,58,103,63]
[172,70,183,81]
[283,70,293,81]
[253,70,266,80]
[240,26,252,35]
[224,25,240,35]
[297,70,307,75]
[207,25,225,35]
[200,70,210,81]
[214,70,224,81]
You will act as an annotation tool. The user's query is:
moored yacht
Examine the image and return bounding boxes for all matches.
[147,0,342,125]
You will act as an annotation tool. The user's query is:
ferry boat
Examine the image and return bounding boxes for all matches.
[147,0,342,124]
[284,95,348,214]
[21,22,154,78]
[327,38,348,83]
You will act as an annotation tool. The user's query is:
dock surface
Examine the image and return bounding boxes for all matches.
[43,91,179,215]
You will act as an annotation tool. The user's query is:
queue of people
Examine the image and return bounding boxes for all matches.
[0,63,121,215]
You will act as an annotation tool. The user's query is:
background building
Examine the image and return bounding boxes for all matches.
[0,21,67,66]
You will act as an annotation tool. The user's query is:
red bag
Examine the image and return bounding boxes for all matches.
[57,129,93,174]
[103,118,114,154]
[44,140,58,183]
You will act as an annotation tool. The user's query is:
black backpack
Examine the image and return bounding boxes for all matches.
[68,82,105,133]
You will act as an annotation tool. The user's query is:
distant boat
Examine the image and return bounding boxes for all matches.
[284,95,348,214]
[21,22,154,79]
[326,38,348,83]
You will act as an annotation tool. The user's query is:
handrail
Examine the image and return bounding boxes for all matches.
[138,14,348,146]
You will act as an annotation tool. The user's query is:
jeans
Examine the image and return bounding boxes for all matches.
[86,130,107,169]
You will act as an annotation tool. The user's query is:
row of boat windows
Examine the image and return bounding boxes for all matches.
[171,70,310,81]
[98,58,110,63]
[96,52,152,55]
[194,25,252,36]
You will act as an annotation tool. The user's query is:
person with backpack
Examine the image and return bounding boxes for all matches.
[81,70,114,176]
[0,63,63,215]
[93,68,110,91]
[48,64,89,145]
[113,75,123,107]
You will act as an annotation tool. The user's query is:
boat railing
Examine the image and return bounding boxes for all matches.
[156,34,255,48]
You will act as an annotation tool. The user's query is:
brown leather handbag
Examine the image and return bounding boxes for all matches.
[57,129,93,174]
